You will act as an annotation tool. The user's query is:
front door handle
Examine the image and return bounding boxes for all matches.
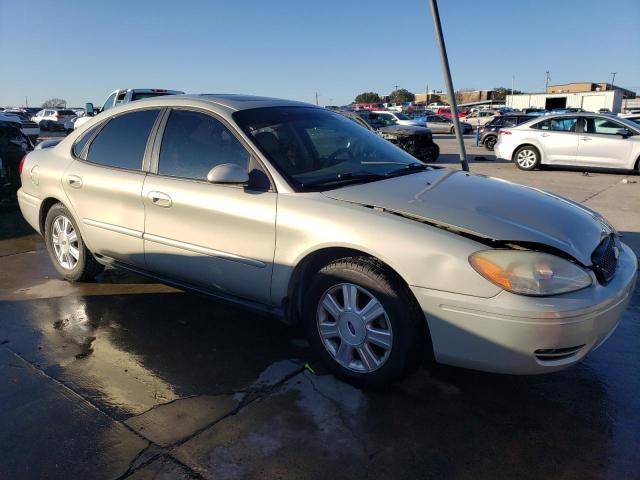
[67,175,83,188]
[148,191,172,208]
[581,136,592,141]
[541,133,551,137]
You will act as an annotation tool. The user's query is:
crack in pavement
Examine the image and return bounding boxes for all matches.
[2,344,304,479]
[580,176,629,203]
[304,372,370,457]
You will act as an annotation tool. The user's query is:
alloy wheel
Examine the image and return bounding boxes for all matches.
[51,215,79,270]
[516,149,537,168]
[316,283,393,373]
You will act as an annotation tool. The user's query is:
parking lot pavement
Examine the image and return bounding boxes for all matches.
[1,152,639,479]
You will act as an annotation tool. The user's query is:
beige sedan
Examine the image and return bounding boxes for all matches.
[17,95,637,387]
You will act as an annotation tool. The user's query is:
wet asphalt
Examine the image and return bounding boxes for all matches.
[1,174,639,479]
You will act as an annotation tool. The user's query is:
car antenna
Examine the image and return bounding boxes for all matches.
[428,0,469,172]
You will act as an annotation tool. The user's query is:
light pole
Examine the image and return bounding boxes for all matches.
[610,72,617,89]
[545,71,551,92]
[428,0,469,172]
[510,75,514,108]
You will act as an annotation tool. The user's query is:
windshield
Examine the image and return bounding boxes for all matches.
[394,113,411,120]
[234,107,426,191]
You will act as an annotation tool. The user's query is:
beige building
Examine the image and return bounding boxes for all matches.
[414,90,496,105]
[547,82,636,99]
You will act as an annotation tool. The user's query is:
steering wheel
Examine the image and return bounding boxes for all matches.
[328,148,354,162]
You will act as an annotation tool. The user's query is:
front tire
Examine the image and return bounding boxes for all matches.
[303,257,426,388]
[514,145,541,170]
[44,203,104,281]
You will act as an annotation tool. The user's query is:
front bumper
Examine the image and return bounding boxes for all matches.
[411,242,638,374]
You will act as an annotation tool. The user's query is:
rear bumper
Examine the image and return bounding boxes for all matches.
[411,243,638,374]
[17,188,42,234]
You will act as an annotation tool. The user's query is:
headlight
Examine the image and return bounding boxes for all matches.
[469,250,592,296]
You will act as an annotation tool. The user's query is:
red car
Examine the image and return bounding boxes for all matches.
[436,107,468,119]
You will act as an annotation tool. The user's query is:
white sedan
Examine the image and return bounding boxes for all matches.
[494,113,640,171]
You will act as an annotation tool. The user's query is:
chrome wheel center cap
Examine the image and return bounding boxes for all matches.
[338,312,366,345]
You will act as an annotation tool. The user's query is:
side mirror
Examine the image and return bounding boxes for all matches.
[207,163,249,185]
[615,128,630,138]
[85,103,95,116]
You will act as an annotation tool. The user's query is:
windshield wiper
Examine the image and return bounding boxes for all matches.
[300,171,385,189]
[385,162,429,177]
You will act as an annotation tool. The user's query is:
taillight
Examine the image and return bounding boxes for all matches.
[18,155,26,175]
[500,130,512,135]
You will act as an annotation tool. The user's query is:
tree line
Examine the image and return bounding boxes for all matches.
[354,86,522,105]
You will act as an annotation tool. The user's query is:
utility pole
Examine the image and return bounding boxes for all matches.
[428,0,469,172]
[315,92,319,106]
[510,75,514,108]
[425,83,429,104]
[545,71,551,92]
[610,72,617,89]
[25,96,28,108]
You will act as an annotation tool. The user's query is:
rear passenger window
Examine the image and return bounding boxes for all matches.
[533,117,577,132]
[158,110,250,180]
[86,109,159,170]
[72,123,101,158]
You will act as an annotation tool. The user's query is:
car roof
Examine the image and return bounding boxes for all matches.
[123,93,318,115]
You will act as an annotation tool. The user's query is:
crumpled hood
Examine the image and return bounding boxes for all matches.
[379,125,431,136]
[323,169,610,266]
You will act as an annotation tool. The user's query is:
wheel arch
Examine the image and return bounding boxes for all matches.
[39,197,65,234]
[284,246,433,358]
[512,143,543,163]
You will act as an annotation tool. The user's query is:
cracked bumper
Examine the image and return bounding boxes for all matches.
[410,242,638,374]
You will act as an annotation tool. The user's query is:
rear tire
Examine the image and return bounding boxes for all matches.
[484,135,497,151]
[44,203,104,281]
[514,145,540,170]
[303,256,426,388]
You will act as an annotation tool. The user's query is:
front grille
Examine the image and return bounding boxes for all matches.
[591,234,619,283]
[535,345,585,362]
[21,121,38,129]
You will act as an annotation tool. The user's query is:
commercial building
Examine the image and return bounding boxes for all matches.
[506,82,636,113]
[414,89,496,105]
[547,82,636,99]
[507,89,624,113]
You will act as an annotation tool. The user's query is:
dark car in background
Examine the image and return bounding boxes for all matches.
[340,111,440,162]
[480,113,535,150]
[0,116,32,204]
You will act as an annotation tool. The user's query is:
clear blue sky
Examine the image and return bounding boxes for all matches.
[1,0,638,107]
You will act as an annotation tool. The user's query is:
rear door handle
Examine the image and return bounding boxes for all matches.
[67,175,83,188]
[148,191,172,208]
[581,136,592,141]
[541,133,551,137]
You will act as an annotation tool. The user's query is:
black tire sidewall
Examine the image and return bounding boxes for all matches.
[484,136,496,150]
[303,261,421,387]
[44,204,88,281]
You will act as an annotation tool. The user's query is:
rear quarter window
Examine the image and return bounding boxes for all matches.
[72,123,102,158]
